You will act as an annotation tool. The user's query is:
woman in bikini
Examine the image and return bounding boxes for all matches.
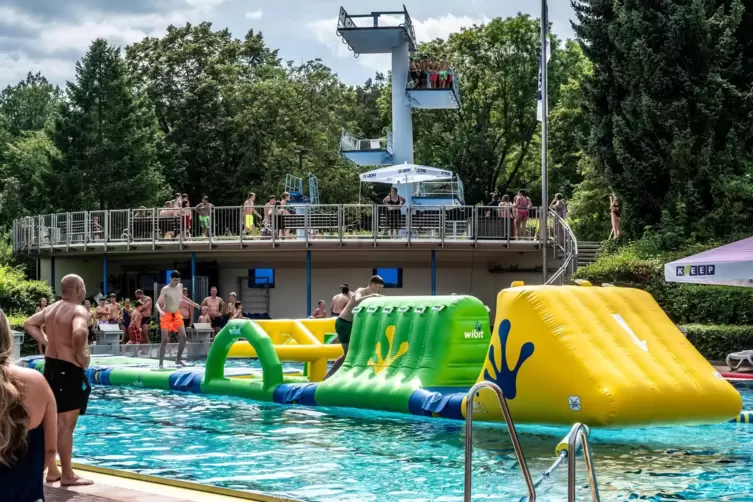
[610,195,621,239]
[513,189,532,239]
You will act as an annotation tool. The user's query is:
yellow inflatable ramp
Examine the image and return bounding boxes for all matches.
[470,285,742,427]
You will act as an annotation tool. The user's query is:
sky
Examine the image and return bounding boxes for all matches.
[0,0,576,88]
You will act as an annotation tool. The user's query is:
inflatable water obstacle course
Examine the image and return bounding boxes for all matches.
[22,285,742,427]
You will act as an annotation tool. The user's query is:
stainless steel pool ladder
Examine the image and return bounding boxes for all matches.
[464,381,536,502]
[563,423,600,502]
[463,382,600,502]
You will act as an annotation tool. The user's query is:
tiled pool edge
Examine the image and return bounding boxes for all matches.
[67,462,300,502]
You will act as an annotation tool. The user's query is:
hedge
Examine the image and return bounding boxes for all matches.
[0,265,53,315]
[572,247,753,325]
[684,325,753,360]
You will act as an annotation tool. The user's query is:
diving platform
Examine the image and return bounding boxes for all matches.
[336,6,417,56]
[340,128,393,166]
[407,68,461,109]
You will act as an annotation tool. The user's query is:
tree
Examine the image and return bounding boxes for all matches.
[126,23,281,204]
[573,0,753,240]
[403,15,573,205]
[52,38,166,210]
[0,131,60,227]
[0,72,62,135]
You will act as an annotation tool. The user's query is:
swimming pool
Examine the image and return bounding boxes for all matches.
[72,380,753,501]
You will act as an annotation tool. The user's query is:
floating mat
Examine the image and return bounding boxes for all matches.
[468,285,742,426]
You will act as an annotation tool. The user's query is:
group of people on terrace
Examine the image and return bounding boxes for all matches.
[408,58,454,90]
[133,191,295,240]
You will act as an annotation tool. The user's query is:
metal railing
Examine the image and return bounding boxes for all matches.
[12,204,554,253]
[545,209,579,285]
[464,381,535,502]
[340,128,392,153]
[336,6,417,55]
[565,423,600,502]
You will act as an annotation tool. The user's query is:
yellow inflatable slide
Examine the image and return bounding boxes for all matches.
[469,284,742,426]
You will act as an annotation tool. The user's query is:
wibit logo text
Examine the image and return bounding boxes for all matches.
[464,321,484,339]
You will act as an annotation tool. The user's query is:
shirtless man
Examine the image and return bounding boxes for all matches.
[242,192,261,236]
[263,195,277,232]
[179,288,195,330]
[324,275,384,379]
[312,300,326,319]
[95,299,109,324]
[24,274,93,486]
[195,196,214,238]
[331,284,352,317]
[201,287,225,336]
[107,294,120,324]
[156,271,200,368]
[135,289,153,345]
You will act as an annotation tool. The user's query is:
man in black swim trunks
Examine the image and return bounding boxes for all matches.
[324,275,384,379]
[25,274,93,486]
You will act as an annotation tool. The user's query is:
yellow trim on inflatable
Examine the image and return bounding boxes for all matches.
[467,285,742,426]
[69,462,297,502]
[226,318,340,381]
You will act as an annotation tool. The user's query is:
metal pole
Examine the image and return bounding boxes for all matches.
[50,256,56,295]
[431,250,436,295]
[464,381,536,502]
[306,250,312,317]
[102,254,108,296]
[191,252,197,301]
[540,0,549,284]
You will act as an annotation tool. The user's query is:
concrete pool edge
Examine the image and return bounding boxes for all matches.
[68,461,300,502]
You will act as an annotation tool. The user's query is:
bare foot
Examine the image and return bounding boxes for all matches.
[45,474,62,483]
[61,475,94,486]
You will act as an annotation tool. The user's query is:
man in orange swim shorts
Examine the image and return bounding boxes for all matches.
[156,270,200,368]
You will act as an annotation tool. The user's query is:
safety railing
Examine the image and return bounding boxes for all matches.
[545,209,579,285]
[520,423,600,502]
[464,381,535,501]
[564,423,600,501]
[12,205,556,253]
[340,128,392,153]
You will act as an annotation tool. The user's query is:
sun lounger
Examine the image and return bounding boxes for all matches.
[726,350,753,371]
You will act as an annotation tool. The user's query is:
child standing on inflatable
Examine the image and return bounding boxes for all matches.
[324,275,385,379]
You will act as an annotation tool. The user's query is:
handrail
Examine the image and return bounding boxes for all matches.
[464,381,535,502]
[545,209,578,285]
[12,205,552,254]
[565,423,600,502]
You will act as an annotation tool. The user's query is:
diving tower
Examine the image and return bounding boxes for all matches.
[337,5,462,199]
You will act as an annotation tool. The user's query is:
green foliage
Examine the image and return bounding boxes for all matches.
[0,72,62,135]
[573,244,753,325]
[0,265,52,315]
[684,325,753,360]
[53,39,167,210]
[406,15,587,205]
[573,0,753,240]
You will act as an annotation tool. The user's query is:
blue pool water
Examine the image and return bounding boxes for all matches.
[73,381,753,501]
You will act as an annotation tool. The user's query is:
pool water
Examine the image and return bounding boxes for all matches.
[74,381,753,501]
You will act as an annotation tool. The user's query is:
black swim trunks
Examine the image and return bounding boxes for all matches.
[211,317,222,328]
[335,317,353,345]
[44,357,91,415]
[141,316,152,326]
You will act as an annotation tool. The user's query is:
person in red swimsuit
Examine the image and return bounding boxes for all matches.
[127,302,143,344]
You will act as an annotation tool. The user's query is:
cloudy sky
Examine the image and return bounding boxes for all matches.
[0,0,576,88]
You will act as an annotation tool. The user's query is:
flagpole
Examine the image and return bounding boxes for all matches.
[540,0,549,284]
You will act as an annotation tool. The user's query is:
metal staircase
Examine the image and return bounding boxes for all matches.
[577,241,601,268]
[546,210,579,285]
[464,381,600,501]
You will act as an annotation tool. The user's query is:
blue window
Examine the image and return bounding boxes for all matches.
[249,268,275,288]
[373,268,403,289]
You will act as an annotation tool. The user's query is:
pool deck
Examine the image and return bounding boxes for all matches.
[44,463,296,502]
